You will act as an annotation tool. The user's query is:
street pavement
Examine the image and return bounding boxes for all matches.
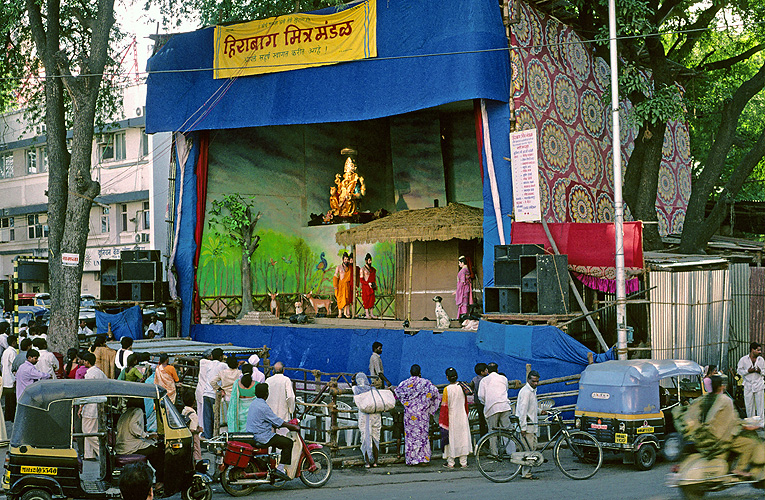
[197,457,764,500]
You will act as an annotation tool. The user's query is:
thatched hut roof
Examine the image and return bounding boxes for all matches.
[335,203,483,246]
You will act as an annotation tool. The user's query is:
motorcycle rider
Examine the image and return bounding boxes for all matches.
[683,374,761,478]
[245,382,300,481]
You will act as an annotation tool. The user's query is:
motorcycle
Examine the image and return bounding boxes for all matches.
[210,420,332,496]
[667,417,765,499]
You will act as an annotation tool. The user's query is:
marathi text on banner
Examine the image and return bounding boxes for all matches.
[213,0,377,78]
[509,129,542,222]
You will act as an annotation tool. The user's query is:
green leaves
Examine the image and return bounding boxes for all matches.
[207,193,260,252]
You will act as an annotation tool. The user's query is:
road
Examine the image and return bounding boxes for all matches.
[201,459,764,500]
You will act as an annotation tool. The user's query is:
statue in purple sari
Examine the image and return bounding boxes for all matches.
[455,256,472,317]
[394,365,441,465]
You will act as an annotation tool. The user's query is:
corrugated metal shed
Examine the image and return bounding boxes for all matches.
[647,256,731,368]
[728,263,751,368]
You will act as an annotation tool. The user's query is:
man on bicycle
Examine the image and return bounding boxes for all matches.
[516,370,540,479]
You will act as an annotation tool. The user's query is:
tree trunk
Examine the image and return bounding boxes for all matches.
[240,249,254,318]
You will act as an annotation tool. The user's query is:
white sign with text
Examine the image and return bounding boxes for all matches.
[509,129,542,222]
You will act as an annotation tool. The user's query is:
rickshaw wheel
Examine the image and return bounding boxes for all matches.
[180,478,212,500]
[635,444,656,471]
[20,489,52,500]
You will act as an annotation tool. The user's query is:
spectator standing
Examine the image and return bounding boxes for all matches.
[440,367,471,468]
[369,341,390,387]
[478,362,512,431]
[12,338,32,374]
[81,352,107,459]
[182,391,203,461]
[64,348,81,379]
[2,335,18,421]
[74,351,90,379]
[394,364,441,465]
[247,354,266,383]
[516,370,541,480]
[736,342,764,418]
[211,356,241,411]
[227,364,258,432]
[0,322,9,350]
[91,334,116,379]
[115,337,134,378]
[78,320,94,338]
[16,348,51,400]
[33,338,59,379]
[154,353,180,403]
[201,348,226,439]
[265,362,296,436]
[470,363,489,437]
[353,373,381,468]
[119,462,155,500]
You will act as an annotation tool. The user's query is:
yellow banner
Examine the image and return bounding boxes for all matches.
[213,0,377,79]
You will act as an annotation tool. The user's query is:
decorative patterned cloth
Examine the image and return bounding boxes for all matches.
[394,376,441,465]
[510,2,691,236]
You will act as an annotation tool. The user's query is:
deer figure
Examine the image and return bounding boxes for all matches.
[268,291,280,318]
[303,291,333,316]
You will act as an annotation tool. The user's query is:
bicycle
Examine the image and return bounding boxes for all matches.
[474,408,603,482]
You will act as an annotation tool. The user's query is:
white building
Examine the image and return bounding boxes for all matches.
[0,84,171,297]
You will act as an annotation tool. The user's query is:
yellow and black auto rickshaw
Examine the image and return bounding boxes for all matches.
[574,359,704,470]
[3,379,212,500]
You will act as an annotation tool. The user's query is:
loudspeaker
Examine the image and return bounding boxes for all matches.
[100,259,121,286]
[494,244,545,261]
[118,282,159,302]
[121,249,160,262]
[101,284,117,301]
[120,261,160,282]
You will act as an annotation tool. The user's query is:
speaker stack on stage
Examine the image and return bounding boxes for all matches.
[100,250,168,303]
[485,244,570,315]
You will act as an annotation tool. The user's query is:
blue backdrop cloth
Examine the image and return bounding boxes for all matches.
[145,0,510,133]
[191,321,614,404]
[96,306,144,340]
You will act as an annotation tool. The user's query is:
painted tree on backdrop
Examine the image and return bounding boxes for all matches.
[1,0,127,353]
[553,0,765,252]
[207,194,262,318]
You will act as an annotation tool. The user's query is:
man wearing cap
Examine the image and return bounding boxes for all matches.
[248,354,266,383]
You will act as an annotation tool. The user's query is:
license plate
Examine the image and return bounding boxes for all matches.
[20,466,57,475]
[615,433,628,444]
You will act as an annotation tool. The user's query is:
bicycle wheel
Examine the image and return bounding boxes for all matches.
[475,430,525,482]
[553,430,603,480]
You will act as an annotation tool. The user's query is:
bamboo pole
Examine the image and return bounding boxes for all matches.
[407,241,414,322]
[352,243,357,319]
[329,378,339,454]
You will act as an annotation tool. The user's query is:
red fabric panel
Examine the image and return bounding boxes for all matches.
[510,222,644,269]
[473,99,484,183]
[193,131,210,324]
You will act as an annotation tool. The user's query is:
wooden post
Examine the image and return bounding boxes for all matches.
[587,352,594,365]
[407,241,414,322]
[540,219,609,352]
[329,377,338,455]
[525,363,531,380]
[352,244,357,318]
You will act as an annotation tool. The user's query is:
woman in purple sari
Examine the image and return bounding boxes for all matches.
[394,364,441,465]
[455,256,472,317]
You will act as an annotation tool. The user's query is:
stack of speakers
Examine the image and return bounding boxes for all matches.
[485,244,570,315]
[100,250,168,302]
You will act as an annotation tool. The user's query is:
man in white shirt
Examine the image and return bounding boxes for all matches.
[147,315,164,338]
[1,335,18,422]
[201,348,226,439]
[78,320,94,338]
[115,337,134,377]
[516,370,540,479]
[0,323,10,350]
[478,362,512,430]
[736,342,764,418]
[81,352,107,459]
[32,338,59,379]
[265,362,296,436]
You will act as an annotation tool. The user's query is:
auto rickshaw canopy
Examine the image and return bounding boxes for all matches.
[576,359,703,416]
[12,380,166,449]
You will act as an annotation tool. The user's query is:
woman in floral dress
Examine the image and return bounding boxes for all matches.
[394,364,441,465]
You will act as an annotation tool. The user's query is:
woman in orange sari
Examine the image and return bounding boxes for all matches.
[154,352,180,403]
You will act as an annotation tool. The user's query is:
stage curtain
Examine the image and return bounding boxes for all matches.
[193,131,210,324]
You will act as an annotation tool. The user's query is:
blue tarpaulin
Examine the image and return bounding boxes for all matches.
[191,321,614,402]
[96,306,144,340]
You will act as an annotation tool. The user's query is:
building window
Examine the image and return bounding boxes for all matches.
[26,149,37,174]
[0,217,14,241]
[140,128,149,157]
[114,131,126,161]
[100,131,127,162]
[101,207,110,233]
[0,217,13,228]
[142,201,150,230]
[121,204,128,232]
[27,214,48,239]
[39,147,48,173]
[0,153,13,179]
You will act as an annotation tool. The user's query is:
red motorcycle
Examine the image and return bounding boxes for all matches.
[211,420,332,496]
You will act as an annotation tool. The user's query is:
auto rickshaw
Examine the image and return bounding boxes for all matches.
[573,359,703,470]
[2,380,212,500]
